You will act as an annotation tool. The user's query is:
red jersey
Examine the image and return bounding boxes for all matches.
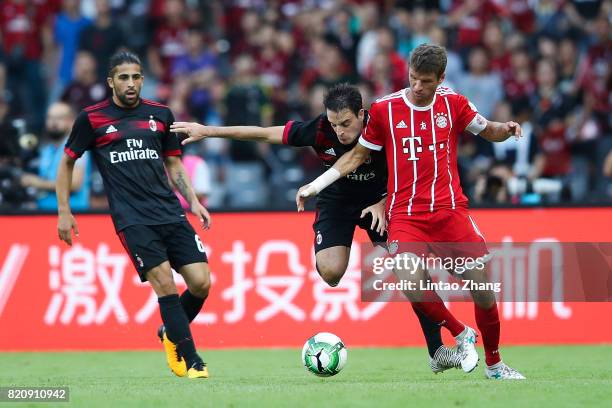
[360,87,487,219]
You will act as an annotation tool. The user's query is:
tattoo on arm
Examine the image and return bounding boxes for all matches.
[166,157,197,205]
[174,171,192,203]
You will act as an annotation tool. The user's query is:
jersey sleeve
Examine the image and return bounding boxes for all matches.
[64,110,96,160]
[282,115,323,147]
[359,103,385,151]
[455,94,487,135]
[162,110,182,157]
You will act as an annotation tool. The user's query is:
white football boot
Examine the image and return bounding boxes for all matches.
[429,346,463,374]
[455,325,479,372]
[485,361,526,380]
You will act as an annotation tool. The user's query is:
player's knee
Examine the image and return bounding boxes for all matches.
[472,290,496,309]
[316,264,344,287]
[149,274,177,296]
[191,278,211,299]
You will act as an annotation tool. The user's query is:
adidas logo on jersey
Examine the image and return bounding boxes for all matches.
[324,148,336,156]
[106,125,118,134]
[396,120,407,129]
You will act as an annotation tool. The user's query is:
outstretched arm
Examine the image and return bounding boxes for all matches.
[330,142,372,177]
[170,122,285,145]
[164,156,212,229]
[296,143,372,211]
[479,120,522,143]
[56,154,79,245]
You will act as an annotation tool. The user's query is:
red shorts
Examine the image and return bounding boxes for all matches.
[387,207,488,260]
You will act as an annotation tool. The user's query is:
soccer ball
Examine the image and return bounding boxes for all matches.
[301,332,347,377]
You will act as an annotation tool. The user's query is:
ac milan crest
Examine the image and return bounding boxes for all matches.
[149,115,157,132]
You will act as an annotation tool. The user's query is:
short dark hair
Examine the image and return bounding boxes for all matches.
[108,51,142,78]
[323,83,363,116]
[409,44,447,79]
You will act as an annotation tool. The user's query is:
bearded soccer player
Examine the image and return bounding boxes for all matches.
[172,83,464,373]
[298,45,525,380]
[56,51,211,379]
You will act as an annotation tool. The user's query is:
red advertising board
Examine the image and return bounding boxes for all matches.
[0,208,611,351]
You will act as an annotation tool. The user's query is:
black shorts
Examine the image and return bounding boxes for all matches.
[313,201,388,253]
[117,221,208,282]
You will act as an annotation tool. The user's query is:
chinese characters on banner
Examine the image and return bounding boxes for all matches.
[0,209,611,350]
[41,240,387,327]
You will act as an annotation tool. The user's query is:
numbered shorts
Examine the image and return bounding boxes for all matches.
[313,202,388,253]
[387,207,489,260]
[117,221,208,282]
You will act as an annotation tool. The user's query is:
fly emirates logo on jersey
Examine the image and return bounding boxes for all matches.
[109,139,159,164]
[346,157,375,181]
[346,171,375,181]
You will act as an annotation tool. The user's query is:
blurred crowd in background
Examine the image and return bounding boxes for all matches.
[0,0,610,211]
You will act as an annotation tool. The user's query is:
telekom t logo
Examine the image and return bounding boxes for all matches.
[402,136,422,161]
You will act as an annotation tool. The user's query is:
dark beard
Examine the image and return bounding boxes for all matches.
[117,92,139,107]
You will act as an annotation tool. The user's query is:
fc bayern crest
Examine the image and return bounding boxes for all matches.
[435,114,448,129]
[388,240,399,255]
[149,116,157,132]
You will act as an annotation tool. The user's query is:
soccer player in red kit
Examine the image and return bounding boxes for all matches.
[172,84,466,373]
[297,44,525,379]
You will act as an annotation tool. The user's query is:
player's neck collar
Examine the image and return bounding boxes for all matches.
[402,88,436,111]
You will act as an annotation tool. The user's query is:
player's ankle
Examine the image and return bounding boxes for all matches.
[485,353,501,367]
[187,356,204,368]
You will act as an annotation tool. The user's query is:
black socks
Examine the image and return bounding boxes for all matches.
[158,294,202,366]
[180,290,205,323]
[412,303,444,358]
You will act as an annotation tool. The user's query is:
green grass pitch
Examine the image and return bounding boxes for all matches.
[2,346,611,407]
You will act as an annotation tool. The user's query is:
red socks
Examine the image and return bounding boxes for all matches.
[475,302,502,366]
[411,291,504,366]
